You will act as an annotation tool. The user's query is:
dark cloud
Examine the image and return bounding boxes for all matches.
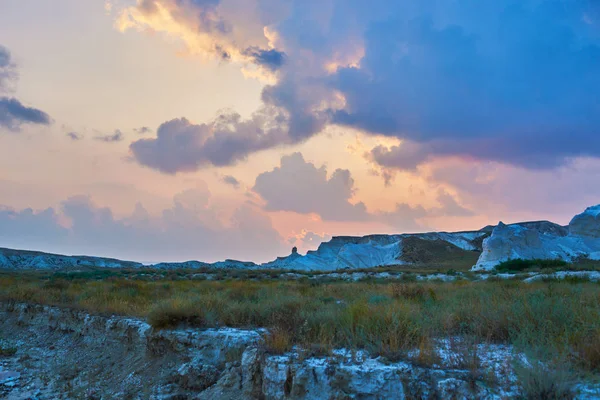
[130,112,288,173]
[331,1,600,169]
[222,175,240,188]
[95,130,124,143]
[66,132,83,141]
[369,142,431,172]
[134,126,152,134]
[0,45,51,131]
[0,97,51,131]
[124,0,600,172]
[242,47,286,71]
[253,152,369,221]
[0,190,286,263]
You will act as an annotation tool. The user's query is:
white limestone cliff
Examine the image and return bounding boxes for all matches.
[473,205,600,271]
[262,231,487,271]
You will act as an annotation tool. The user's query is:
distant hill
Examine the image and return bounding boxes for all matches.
[0,247,144,270]
[2,204,599,272]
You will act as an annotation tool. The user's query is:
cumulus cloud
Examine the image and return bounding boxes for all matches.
[0,97,52,131]
[253,152,369,221]
[221,175,240,188]
[253,152,474,229]
[130,111,288,173]
[0,189,286,263]
[95,129,124,143]
[114,0,600,172]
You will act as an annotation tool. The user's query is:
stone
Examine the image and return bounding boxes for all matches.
[175,360,219,391]
[0,370,20,385]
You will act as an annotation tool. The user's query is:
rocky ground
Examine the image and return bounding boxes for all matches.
[2,302,600,399]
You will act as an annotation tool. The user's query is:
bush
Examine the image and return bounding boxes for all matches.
[495,259,568,272]
[514,361,574,400]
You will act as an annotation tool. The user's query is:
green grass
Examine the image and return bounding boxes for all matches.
[495,258,569,272]
[1,271,600,376]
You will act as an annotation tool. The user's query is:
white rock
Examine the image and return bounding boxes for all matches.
[473,206,600,271]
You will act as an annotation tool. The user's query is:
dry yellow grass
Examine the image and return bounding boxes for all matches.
[1,270,599,375]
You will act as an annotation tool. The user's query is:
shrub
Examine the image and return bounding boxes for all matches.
[514,361,574,400]
[147,298,204,329]
[495,259,568,272]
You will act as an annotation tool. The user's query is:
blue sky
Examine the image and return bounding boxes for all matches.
[0,0,599,262]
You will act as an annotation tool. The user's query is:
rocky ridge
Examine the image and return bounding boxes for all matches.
[0,230,487,272]
[2,204,599,272]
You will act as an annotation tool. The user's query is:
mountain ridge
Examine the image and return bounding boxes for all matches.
[2,205,599,271]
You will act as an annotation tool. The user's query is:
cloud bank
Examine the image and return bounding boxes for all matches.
[253,152,474,230]
[0,188,286,263]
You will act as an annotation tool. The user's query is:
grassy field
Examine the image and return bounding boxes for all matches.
[1,267,600,380]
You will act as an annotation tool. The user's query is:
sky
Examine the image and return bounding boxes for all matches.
[0,0,599,263]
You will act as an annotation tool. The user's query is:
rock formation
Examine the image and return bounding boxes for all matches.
[0,231,487,271]
[261,231,487,271]
[473,205,600,271]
